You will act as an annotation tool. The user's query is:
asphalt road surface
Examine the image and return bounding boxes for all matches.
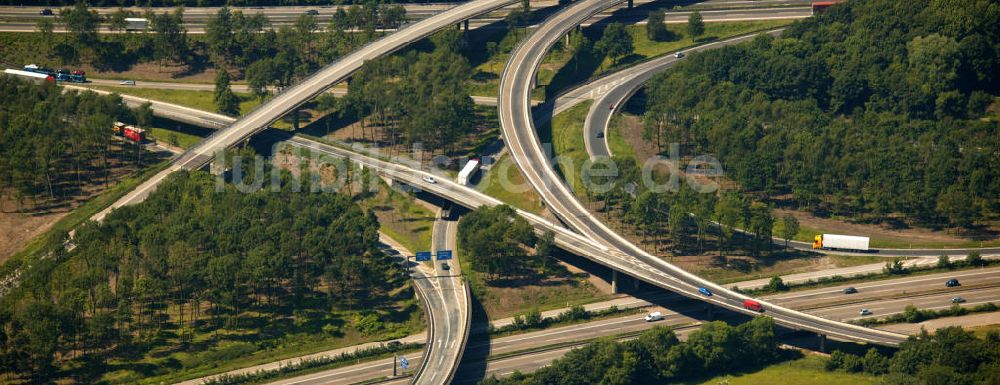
[284,267,999,384]
[411,214,471,385]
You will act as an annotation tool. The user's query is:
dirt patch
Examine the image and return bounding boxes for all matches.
[479,274,607,320]
[85,62,219,83]
[0,149,158,263]
[0,199,66,263]
[612,113,660,162]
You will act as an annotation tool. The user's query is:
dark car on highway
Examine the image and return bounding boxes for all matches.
[946,278,960,287]
[843,287,858,294]
[40,9,54,16]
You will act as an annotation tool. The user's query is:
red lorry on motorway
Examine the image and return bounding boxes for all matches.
[743,299,764,312]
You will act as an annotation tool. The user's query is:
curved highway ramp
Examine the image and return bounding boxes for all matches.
[496,0,908,346]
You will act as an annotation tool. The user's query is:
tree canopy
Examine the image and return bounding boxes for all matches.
[481,317,779,384]
[644,0,1000,229]
[0,165,406,380]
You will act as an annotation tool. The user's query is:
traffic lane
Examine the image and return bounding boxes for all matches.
[455,324,710,385]
[266,353,422,385]
[766,267,1000,308]
[478,305,703,357]
[811,286,1000,323]
[460,286,1000,383]
[417,216,469,385]
[411,256,452,385]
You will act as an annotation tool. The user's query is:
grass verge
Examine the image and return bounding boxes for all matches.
[698,354,877,385]
[147,126,204,149]
[538,101,592,198]
[361,180,436,254]
[88,85,261,114]
[477,153,545,215]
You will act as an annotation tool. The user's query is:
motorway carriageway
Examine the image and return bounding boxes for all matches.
[278,266,1000,384]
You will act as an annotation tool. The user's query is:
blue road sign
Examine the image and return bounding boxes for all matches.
[436,250,453,260]
[400,356,409,369]
[415,251,432,261]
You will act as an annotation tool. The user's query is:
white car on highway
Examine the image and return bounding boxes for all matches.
[644,311,664,322]
[422,176,436,184]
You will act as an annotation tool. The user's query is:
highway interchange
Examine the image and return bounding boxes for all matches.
[12,0,1000,382]
[76,86,1000,383]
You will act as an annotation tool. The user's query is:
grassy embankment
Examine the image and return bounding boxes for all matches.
[88,85,261,113]
[362,178,436,254]
[537,101,592,198]
[698,355,878,385]
[477,154,546,215]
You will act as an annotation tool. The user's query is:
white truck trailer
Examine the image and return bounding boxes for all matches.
[813,234,870,251]
[125,18,148,32]
[4,68,54,84]
[456,159,481,186]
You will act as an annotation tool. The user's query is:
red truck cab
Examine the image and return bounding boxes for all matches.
[743,299,764,312]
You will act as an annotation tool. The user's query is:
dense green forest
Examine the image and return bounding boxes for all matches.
[0,75,145,212]
[826,327,1000,384]
[457,204,537,280]
[480,317,781,385]
[0,168,414,382]
[643,0,999,229]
